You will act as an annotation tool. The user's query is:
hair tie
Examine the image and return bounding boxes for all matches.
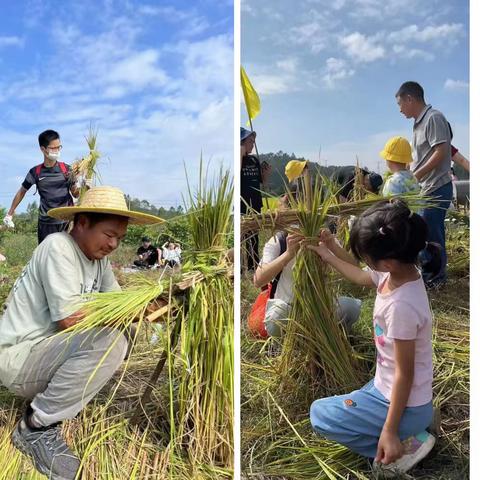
[379,226,386,235]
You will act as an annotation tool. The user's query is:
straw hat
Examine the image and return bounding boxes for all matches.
[48,186,164,225]
[285,160,307,182]
[380,136,412,164]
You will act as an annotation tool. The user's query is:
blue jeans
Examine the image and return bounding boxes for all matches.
[420,182,453,284]
[310,379,433,458]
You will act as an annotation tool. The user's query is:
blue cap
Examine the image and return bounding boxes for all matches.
[241,127,256,142]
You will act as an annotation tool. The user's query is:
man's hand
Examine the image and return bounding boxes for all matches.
[285,233,303,260]
[57,310,85,330]
[375,429,404,465]
[2,214,15,229]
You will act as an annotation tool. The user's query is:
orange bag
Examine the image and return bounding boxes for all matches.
[247,284,272,338]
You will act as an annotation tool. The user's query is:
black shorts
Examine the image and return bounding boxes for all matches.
[38,221,69,244]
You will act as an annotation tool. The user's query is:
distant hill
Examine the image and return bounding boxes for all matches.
[257,151,355,195]
[255,151,469,195]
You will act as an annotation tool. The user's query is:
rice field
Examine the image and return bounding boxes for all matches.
[241,211,469,480]
[0,169,234,480]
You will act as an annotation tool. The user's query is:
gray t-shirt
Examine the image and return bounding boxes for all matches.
[411,105,452,196]
[0,232,120,387]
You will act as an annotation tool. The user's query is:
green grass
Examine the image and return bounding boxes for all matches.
[241,219,469,479]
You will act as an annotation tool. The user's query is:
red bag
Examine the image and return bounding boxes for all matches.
[247,284,271,338]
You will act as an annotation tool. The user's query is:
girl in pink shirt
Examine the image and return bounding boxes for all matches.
[309,199,440,477]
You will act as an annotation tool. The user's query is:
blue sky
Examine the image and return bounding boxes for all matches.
[0,0,233,212]
[241,0,469,175]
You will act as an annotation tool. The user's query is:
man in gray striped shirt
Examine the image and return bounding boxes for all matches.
[3,129,80,243]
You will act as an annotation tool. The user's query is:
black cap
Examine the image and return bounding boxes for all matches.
[141,236,151,242]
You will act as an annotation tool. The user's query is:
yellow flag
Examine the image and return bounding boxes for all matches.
[241,66,261,125]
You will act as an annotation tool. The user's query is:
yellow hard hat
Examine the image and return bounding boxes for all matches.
[285,160,307,182]
[380,136,412,164]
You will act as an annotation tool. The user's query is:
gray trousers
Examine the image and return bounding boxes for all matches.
[8,328,127,427]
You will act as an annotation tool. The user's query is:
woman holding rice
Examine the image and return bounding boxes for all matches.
[308,199,440,476]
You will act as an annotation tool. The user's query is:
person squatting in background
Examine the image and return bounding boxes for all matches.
[162,241,182,268]
[134,236,159,268]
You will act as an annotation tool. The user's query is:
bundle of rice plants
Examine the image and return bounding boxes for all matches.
[172,167,234,468]
[71,124,101,200]
[277,174,362,401]
[241,193,432,234]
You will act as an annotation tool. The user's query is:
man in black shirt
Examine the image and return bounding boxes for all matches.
[134,236,159,268]
[241,127,271,271]
[2,130,80,243]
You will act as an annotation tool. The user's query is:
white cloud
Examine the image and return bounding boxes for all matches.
[276,58,298,73]
[0,36,25,48]
[444,78,469,91]
[249,73,294,95]
[290,20,329,53]
[105,50,169,90]
[0,7,233,209]
[340,32,385,63]
[322,57,355,88]
[387,23,463,44]
[391,44,434,61]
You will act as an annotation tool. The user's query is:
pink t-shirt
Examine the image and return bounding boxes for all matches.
[370,270,433,407]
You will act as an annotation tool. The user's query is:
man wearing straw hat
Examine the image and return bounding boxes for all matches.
[0,186,163,480]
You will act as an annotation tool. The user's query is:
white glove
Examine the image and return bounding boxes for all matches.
[3,214,14,228]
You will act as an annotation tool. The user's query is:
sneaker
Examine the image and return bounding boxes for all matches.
[12,411,80,480]
[373,431,436,477]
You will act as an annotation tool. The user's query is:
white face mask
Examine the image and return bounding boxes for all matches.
[46,151,60,161]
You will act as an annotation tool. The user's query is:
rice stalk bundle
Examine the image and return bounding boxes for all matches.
[241,193,431,233]
[64,276,166,336]
[173,167,234,469]
[278,175,361,399]
[352,161,366,202]
[71,124,101,201]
